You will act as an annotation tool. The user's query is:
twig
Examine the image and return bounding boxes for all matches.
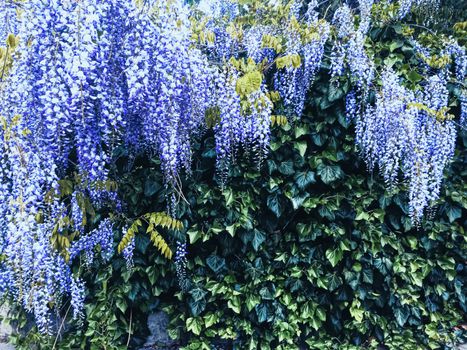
[126,307,133,347]
[0,46,10,82]
[407,23,437,36]
[52,302,72,350]
[453,121,467,131]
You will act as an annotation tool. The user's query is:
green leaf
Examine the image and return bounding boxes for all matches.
[294,140,308,157]
[252,230,266,251]
[316,307,326,321]
[203,313,218,328]
[407,70,422,83]
[445,204,462,222]
[327,274,342,291]
[362,269,373,284]
[394,306,410,327]
[189,298,206,316]
[317,164,344,184]
[223,189,234,206]
[115,298,127,314]
[319,96,332,110]
[310,317,322,331]
[186,317,203,336]
[189,287,207,302]
[187,229,202,244]
[255,303,269,323]
[311,133,327,146]
[325,248,343,267]
[437,256,455,271]
[290,194,307,210]
[389,40,403,52]
[206,255,226,274]
[328,83,344,102]
[350,300,364,323]
[144,177,160,196]
[225,224,236,237]
[278,161,295,175]
[267,193,282,218]
[294,171,316,189]
[294,125,309,138]
[259,285,275,300]
[246,294,261,312]
[300,302,313,319]
[355,211,370,221]
[227,296,241,314]
[248,337,258,350]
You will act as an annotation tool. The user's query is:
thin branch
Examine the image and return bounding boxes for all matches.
[126,308,133,347]
[407,23,437,36]
[52,303,72,350]
[0,46,10,82]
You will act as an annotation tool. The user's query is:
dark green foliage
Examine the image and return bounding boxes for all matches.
[3,14,467,350]
[5,70,466,350]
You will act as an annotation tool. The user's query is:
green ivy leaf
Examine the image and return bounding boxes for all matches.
[294,171,316,189]
[389,40,403,52]
[278,161,295,175]
[189,298,206,316]
[317,164,344,184]
[362,269,373,284]
[227,296,242,314]
[294,124,309,138]
[203,313,218,328]
[206,255,226,274]
[445,204,462,222]
[311,133,327,146]
[316,307,326,321]
[246,294,261,312]
[294,140,308,157]
[325,248,343,267]
[407,70,422,83]
[327,274,342,291]
[144,177,160,196]
[255,303,269,323]
[187,229,202,244]
[186,317,203,336]
[115,298,127,314]
[189,287,207,302]
[223,189,235,206]
[252,230,266,251]
[328,83,344,102]
[394,306,410,327]
[267,193,282,217]
[290,194,308,210]
[355,211,370,221]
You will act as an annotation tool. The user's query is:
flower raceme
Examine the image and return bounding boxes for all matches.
[0,0,464,331]
[348,69,458,223]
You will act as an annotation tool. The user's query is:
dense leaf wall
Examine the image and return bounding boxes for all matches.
[7,70,466,350]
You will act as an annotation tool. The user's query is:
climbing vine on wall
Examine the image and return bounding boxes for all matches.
[0,0,466,348]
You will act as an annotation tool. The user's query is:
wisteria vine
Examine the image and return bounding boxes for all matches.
[0,0,465,331]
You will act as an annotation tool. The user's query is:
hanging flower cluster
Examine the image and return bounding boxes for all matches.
[348,69,458,222]
[0,0,218,331]
[0,0,464,331]
[398,0,440,19]
[175,240,189,291]
[273,1,330,118]
[0,0,19,41]
[334,0,465,222]
[330,0,375,90]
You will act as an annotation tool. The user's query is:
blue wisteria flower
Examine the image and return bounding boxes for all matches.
[351,68,458,223]
[330,2,374,90]
[0,0,19,40]
[0,0,465,332]
[274,2,330,118]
